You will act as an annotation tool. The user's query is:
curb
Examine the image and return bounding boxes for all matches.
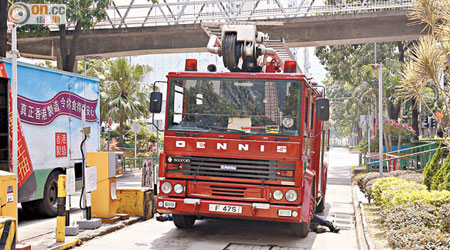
[49,217,141,250]
[47,239,80,250]
[359,201,375,250]
[352,185,369,250]
[77,217,140,242]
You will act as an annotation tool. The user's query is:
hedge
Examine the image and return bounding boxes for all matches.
[423,146,443,190]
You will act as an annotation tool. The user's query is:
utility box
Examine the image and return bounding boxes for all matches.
[87,152,118,218]
[0,171,17,220]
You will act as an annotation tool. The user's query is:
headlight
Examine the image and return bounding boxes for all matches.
[285,190,298,202]
[161,182,172,194]
[174,184,184,194]
[273,190,283,201]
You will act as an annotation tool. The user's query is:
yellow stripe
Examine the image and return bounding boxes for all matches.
[0,218,16,250]
[4,220,15,250]
[0,222,4,238]
[48,239,80,250]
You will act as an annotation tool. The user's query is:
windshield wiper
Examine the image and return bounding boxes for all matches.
[240,133,257,139]
[192,125,246,137]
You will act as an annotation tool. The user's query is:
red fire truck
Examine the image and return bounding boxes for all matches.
[153,23,330,237]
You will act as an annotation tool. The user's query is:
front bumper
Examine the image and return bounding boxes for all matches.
[157,197,303,223]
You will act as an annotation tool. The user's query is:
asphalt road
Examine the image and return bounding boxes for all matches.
[77,147,359,250]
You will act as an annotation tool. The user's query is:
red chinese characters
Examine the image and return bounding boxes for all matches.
[55,133,68,157]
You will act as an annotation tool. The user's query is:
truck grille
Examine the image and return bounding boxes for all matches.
[186,181,268,202]
[169,156,295,181]
[210,185,246,197]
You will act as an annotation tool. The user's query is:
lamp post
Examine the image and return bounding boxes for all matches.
[377,63,383,178]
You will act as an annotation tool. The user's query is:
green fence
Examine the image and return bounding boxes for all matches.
[364,142,439,172]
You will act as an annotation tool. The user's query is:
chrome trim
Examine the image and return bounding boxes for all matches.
[184,198,201,204]
[252,203,270,210]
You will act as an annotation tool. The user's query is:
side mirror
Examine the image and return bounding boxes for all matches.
[316,98,329,121]
[150,92,163,113]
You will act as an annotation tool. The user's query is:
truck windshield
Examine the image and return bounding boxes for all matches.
[167,78,301,136]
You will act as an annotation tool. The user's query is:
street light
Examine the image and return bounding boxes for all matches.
[373,42,383,178]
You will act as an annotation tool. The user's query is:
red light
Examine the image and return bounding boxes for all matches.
[284,60,297,73]
[311,82,318,85]
[185,59,197,71]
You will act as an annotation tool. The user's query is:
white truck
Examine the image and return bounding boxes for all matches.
[0,58,100,216]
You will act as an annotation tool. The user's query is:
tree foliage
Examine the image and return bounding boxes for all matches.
[315,43,403,140]
[101,58,151,147]
[6,0,110,72]
[398,0,450,140]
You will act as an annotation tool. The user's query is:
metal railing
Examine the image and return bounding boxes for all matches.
[69,0,414,29]
[364,142,440,172]
[123,156,159,172]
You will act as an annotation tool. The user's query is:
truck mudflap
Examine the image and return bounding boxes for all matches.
[156,197,304,223]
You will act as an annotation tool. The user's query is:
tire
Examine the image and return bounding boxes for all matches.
[37,171,61,217]
[292,222,310,238]
[222,33,242,70]
[21,200,39,218]
[316,197,325,213]
[172,214,196,229]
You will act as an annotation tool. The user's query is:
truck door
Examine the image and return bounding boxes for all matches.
[303,88,313,170]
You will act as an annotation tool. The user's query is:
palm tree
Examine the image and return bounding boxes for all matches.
[101,58,151,147]
[399,0,450,139]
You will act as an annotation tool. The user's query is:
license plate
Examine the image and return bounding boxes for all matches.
[208,204,242,214]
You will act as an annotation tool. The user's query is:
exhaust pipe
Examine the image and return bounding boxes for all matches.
[207,35,221,55]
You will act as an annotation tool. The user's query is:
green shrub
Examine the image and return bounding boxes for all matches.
[396,190,450,207]
[388,169,416,177]
[423,146,443,190]
[355,172,379,193]
[364,178,378,202]
[381,181,426,208]
[372,177,405,204]
[432,155,450,190]
[439,172,450,191]
[397,173,424,184]
[387,225,450,250]
[439,203,450,233]
[380,202,440,231]
[353,172,366,185]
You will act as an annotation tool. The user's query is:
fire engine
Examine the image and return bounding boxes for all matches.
[152,23,330,237]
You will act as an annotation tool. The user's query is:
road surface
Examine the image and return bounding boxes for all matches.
[17,170,142,245]
[76,148,359,250]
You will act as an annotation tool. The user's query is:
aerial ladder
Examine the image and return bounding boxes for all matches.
[201,22,302,73]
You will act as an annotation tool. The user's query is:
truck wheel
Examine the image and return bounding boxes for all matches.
[172,214,196,229]
[316,197,325,213]
[292,222,310,238]
[21,200,39,217]
[37,171,61,217]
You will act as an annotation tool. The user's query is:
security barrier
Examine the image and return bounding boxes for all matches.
[116,188,153,220]
[0,217,16,250]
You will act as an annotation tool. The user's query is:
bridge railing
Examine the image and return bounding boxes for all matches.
[85,0,414,29]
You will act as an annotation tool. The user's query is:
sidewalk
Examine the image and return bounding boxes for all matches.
[18,169,143,249]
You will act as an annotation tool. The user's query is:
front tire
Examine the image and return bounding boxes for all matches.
[292,222,310,238]
[37,171,61,217]
[172,214,196,229]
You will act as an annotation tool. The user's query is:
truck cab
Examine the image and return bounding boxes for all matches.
[156,63,329,237]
